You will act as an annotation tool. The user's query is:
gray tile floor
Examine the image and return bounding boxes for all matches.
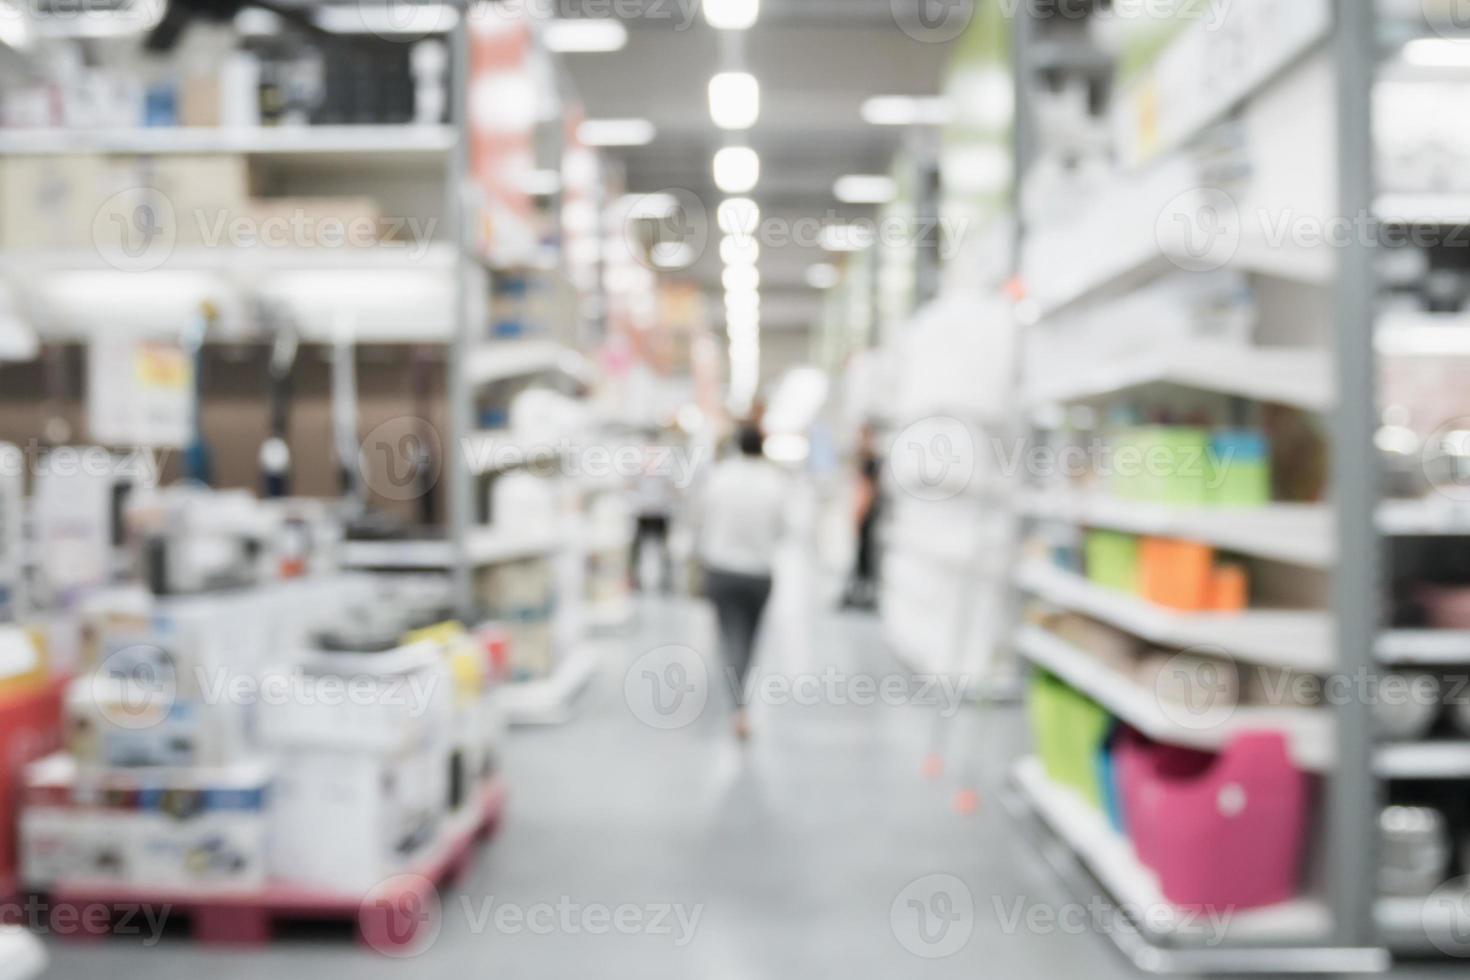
[37,562,1468,979]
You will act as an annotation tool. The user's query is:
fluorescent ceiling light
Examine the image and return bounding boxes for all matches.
[709,72,760,130]
[316,4,459,35]
[620,193,680,219]
[834,175,897,205]
[579,118,657,146]
[0,1,29,49]
[805,263,839,289]
[723,266,760,292]
[713,147,760,194]
[704,0,759,30]
[861,95,953,126]
[820,225,875,252]
[718,198,761,235]
[519,170,562,196]
[720,236,760,266]
[1403,39,1470,69]
[726,291,760,314]
[543,18,627,52]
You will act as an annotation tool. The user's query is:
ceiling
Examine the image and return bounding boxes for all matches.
[549,0,959,334]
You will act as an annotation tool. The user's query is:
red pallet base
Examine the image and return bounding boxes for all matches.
[48,776,507,952]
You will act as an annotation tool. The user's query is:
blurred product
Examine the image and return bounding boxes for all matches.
[1371,672,1442,742]
[1378,806,1453,897]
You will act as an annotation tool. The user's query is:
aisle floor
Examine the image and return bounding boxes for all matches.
[40,555,1465,979]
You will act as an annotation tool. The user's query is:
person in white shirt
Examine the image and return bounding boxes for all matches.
[696,425,786,740]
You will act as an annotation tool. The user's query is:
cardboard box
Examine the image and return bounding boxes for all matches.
[21,754,270,894]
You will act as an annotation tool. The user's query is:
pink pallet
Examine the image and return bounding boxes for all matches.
[48,776,507,951]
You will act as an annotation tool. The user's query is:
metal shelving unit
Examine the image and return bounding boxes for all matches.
[1000,1,1387,972]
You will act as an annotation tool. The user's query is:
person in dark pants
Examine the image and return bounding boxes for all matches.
[843,426,882,610]
[697,425,787,740]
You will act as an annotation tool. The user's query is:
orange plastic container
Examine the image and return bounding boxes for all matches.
[1139,538,1214,611]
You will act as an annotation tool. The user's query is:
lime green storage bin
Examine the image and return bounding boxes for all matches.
[1028,671,1113,808]
[1207,430,1271,507]
[1114,427,1210,506]
[1085,530,1140,593]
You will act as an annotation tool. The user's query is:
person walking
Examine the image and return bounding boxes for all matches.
[696,425,787,740]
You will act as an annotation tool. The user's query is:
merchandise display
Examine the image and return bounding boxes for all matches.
[4,2,1470,977]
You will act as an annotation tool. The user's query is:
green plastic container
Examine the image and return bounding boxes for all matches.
[1028,670,1113,808]
[1208,430,1272,507]
[1085,530,1140,593]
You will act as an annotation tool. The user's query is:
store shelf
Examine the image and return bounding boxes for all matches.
[1019,493,1334,568]
[498,644,598,726]
[1377,630,1470,665]
[1376,890,1470,955]
[1378,497,1470,536]
[1009,757,1335,945]
[1023,343,1333,414]
[467,340,596,387]
[0,927,45,980]
[1376,311,1470,357]
[1375,192,1470,225]
[1016,626,1333,770]
[0,125,456,159]
[1374,742,1470,780]
[1014,562,1334,673]
[338,527,560,570]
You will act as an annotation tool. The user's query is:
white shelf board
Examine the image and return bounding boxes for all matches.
[1015,561,1334,673]
[1377,630,1470,665]
[1023,343,1333,414]
[0,124,456,159]
[1378,497,1470,536]
[0,928,46,980]
[1016,626,1333,770]
[1376,192,1470,225]
[1376,311,1470,357]
[1376,891,1470,955]
[1019,493,1334,568]
[338,528,560,570]
[467,340,595,387]
[1013,757,1334,944]
[1374,742,1470,780]
[498,644,598,725]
